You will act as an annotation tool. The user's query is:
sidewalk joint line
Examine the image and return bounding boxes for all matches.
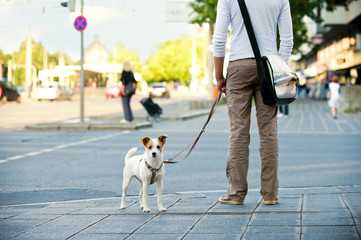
[123,198,182,239]
[300,194,304,240]
[340,193,361,239]
[337,186,351,193]
[65,214,111,240]
[240,197,262,240]
[180,200,219,240]
[9,202,97,239]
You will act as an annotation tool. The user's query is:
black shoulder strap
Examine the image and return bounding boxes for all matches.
[237,0,261,60]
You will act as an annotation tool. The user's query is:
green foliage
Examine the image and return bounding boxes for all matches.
[108,43,141,72]
[0,50,12,64]
[142,36,204,86]
[13,40,45,86]
[48,51,75,66]
[11,39,75,86]
[189,0,217,29]
[0,50,12,79]
[344,107,361,114]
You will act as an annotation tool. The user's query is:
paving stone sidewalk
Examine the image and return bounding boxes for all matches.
[1,186,360,240]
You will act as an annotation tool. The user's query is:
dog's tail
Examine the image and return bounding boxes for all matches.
[125,147,137,164]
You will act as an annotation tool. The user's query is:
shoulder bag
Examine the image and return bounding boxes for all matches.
[237,0,299,106]
[124,82,136,96]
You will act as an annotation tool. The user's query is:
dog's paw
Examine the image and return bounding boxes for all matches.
[120,206,125,210]
[159,207,167,212]
[143,208,150,212]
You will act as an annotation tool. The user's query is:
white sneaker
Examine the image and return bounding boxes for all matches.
[120,119,129,124]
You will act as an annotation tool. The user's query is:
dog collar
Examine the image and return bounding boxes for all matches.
[144,160,163,185]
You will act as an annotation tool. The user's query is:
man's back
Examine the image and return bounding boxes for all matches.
[213,0,293,62]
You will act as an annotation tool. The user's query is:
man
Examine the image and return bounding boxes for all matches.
[213,0,294,205]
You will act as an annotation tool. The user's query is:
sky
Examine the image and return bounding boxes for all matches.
[0,0,194,62]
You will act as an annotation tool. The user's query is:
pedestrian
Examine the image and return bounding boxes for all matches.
[213,0,294,205]
[327,77,341,119]
[278,105,289,118]
[120,61,137,123]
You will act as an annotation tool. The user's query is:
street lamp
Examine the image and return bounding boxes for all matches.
[60,0,75,12]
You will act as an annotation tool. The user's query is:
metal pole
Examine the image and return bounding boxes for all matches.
[25,26,32,99]
[80,0,84,122]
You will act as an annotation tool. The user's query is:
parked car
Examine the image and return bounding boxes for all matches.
[0,81,21,103]
[104,85,122,98]
[36,82,73,101]
[148,82,170,98]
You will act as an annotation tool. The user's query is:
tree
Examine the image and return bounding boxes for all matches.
[143,36,204,85]
[13,40,46,86]
[108,43,141,72]
[0,50,12,79]
[12,40,75,86]
[189,0,217,36]
[188,0,349,54]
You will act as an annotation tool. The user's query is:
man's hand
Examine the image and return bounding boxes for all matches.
[214,56,226,93]
[217,77,227,93]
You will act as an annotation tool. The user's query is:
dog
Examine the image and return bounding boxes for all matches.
[120,135,168,212]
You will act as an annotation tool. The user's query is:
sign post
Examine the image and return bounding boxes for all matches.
[61,0,85,122]
[73,1,86,122]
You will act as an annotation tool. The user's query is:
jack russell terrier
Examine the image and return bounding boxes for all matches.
[120,135,168,212]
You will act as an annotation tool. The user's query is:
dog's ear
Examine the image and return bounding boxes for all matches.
[158,135,168,145]
[140,137,151,147]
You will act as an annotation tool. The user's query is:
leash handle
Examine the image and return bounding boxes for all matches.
[164,91,222,164]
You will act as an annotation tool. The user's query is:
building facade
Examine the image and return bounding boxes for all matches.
[298,0,361,104]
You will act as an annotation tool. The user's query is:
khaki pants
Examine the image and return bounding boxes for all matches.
[225,59,279,202]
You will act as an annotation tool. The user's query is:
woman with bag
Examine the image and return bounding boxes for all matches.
[213,0,294,205]
[120,61,137,123]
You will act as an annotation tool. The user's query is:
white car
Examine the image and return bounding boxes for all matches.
[36,82,73,101]
[148,83,170,98]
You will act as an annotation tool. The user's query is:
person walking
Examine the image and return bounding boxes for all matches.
[213,0,294,205]
[120,61,137,123]
[278,105,289,118]
[327,78,341,119]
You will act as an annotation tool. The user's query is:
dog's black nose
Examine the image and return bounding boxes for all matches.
[152,152,157,157]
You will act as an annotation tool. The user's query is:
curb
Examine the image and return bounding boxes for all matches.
[90,110,210,121]
[24,110,210,131]
[24,122,152,131]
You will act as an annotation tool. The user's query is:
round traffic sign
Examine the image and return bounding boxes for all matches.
[74,15,87,32]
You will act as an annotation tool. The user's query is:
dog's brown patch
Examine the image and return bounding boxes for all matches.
[140,137,152,149]
[158,135,168,146]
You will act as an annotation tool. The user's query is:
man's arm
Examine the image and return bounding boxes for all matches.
[214,56,226,93]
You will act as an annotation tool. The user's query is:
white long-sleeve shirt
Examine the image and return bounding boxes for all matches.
[213,0,294,63]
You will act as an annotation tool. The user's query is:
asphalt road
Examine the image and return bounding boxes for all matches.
[0,97,361,206]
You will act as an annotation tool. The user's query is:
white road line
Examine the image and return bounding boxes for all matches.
[7,155,25,161]
[24,152,41,157]
[0,131,130,165]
